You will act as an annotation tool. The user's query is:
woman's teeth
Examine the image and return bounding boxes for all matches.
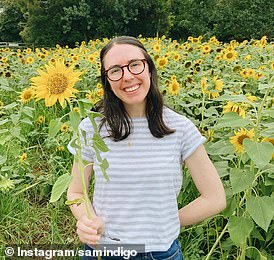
[125,85,140,92]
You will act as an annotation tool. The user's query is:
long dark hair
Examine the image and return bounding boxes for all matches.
[98,36,175,141]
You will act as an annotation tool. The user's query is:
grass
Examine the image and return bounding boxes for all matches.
[0,190,79,257]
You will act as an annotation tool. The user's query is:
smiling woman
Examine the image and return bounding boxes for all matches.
[67,36,226,260]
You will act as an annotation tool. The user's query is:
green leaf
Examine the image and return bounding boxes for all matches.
[49,118,62,138]
[206,140,234,155]
[230,168,255,194]
[3,102,17,110]
[228,216,254,246]
[21,118,33,126]
[0,119,9,126]
[92,133,109,152]
[99,158,109,181]
[50,174,73,203]
[222,195,237,218]
[246,195,274,232]
[69,110,81,132]
[243,139,274,169]
[216,112,251,128]
[214,161,229,177]
[0,77,9,89]
[21,106,34,118]
[216,94,250,103]
[0,154,7,165]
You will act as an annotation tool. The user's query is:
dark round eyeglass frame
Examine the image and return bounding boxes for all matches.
[104,59,147,81]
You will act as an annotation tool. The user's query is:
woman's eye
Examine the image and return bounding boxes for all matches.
[109,67,121,74]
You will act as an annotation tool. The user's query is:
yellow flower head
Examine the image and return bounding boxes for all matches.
[60,123,69,132]
[157,57,168,69]
[230,128,255,153]
[38,115,45,123]
[223,50,238,62]
[201,44,212,54]
[20,153,27,162]
[26,56,35,64]
[31,59,82,108]
[153,44,161,53]
[240,68,255,79]
[168,80,180,95]
[20,88,33,103]
[223,101,246,118]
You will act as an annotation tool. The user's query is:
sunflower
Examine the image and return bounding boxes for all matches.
[20,153,27,162]
[38,115,45,123]
[210,77,224,98]
[223,101,246,118]
[157,57,168,69]
[20,87,34,103]
[31,59,82,108]
[153,44,161,53]
[26,56,34,64]
[230,128,255,153]
[168,80,180,95]
[240,68,255,79]
[60,123,69,132]
[87,54,96,63]
[172,52,181,62]
[223,50,238,62]
[201,44,212,54]
[73,107,80,113]
[56,145,65,151]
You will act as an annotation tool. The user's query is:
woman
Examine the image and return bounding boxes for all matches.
[67,36,226,259]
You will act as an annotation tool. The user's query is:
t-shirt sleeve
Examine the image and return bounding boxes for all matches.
[181,117,206,161]
[67,118,95,163]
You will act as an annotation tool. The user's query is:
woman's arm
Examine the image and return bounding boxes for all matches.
[179,144,226,226]
[67,162,104,245]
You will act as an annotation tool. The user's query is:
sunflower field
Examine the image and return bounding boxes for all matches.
[0,36,274,259]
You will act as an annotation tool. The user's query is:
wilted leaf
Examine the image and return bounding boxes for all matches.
[50,174,73,203]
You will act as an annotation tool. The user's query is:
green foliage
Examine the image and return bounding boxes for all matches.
[0,0,24,42]
[1,37,274,259]
[211,0,274,41]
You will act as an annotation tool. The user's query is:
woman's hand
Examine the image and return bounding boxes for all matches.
[76,215,105,245]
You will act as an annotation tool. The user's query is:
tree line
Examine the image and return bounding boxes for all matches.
[0,0,273,46]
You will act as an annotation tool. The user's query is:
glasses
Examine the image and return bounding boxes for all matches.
[105,59,147,81]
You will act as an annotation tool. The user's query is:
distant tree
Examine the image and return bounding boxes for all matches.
[170,0,216,40]
[19,0,74,46]
[212,0,274,41]
[0,0,24,42]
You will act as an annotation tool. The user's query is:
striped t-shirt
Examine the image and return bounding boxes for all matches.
[68,107,206,252]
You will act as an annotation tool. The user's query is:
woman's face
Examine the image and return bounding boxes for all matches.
[103,44,151,115]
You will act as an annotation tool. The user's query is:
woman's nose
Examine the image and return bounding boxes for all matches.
[122,67,134,80]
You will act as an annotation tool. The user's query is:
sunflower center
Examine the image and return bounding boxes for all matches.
[238,134,249,145]
[48,73,68,94]
[23,91,32,100]
[226,53,233,59]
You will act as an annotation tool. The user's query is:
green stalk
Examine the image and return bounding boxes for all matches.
[205,222,228,260]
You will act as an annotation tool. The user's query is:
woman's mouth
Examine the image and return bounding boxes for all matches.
[124,84,140,92]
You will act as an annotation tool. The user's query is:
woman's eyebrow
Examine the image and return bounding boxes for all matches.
[106,58,143,70]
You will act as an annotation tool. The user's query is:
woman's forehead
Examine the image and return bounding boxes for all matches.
[103,44,145,67]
